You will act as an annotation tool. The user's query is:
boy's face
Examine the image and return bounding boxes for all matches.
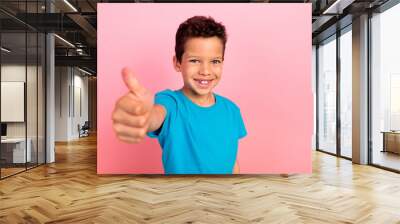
[173,36,224,97]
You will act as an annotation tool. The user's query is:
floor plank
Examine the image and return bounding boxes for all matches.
[1,134,400,223]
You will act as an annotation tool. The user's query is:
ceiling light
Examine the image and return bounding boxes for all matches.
[322,0,355,15]
[63,0,78,12]
[78,67,93,76]
[1,47,11,53]
[54,34,75,48]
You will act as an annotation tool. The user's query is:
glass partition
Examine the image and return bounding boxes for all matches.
[0,1,46,179]
[1,30,28,177]
[317,35,337,155]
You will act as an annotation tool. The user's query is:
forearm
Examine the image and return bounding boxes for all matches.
[146,104,166,133]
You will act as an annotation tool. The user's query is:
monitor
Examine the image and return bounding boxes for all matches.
[1,123,7,137]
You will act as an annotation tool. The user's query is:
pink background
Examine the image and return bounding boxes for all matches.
[97,3,312,174]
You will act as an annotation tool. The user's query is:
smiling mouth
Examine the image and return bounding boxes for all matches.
[195,79,212,83]
[194,79,213,88]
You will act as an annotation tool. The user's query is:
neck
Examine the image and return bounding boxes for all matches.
[181,87,215,107]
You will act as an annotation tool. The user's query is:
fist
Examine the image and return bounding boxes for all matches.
[112,68,154,143]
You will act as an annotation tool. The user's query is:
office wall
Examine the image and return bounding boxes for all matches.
[54,67,89,141]
[1,65,42,138]
[72,72,89,138]
[54,66,69,141]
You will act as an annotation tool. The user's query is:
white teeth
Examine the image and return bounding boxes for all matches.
[196,79,210,85]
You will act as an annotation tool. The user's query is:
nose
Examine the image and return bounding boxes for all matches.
[199,62,211,76]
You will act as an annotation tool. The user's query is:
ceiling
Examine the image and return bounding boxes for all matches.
[0,0,394,75]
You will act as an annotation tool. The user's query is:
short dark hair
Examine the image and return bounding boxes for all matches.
[175,16,227,63]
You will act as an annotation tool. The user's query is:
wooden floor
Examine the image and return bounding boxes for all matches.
[1,135,400,223]
[373,151,400,171]
[1,162,45,178]
[0,167,26,178]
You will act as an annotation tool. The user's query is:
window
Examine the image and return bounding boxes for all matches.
[339,27,352,158]
[317,35,337,154]
[371,2,400,171]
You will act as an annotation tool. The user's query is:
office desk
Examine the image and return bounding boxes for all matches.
[1,138,31,163]
[381,131,400,154]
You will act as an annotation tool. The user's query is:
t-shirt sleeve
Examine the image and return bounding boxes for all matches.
[236,108,247,139]
[147,90,177,138]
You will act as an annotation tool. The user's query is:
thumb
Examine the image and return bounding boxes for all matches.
[122,67,146,96]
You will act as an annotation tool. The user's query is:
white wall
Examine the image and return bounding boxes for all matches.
[55,67,89,141]
[72,72,89,138]
[55,66,69,141]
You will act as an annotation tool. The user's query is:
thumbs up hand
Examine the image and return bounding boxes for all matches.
[112,68,155,143]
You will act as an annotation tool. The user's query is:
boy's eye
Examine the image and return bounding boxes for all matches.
[189,59,200,63]
[211,60,222,64]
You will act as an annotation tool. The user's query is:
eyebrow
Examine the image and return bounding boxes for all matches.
[187,56,223,60]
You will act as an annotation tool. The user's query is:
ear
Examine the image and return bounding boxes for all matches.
[173,56,181,72]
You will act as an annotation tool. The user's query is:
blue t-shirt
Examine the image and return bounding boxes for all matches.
[148,89,247,174]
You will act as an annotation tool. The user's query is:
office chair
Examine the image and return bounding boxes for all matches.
[79,121,90,138]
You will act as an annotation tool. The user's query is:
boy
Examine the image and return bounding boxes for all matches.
[112,16,247,174]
